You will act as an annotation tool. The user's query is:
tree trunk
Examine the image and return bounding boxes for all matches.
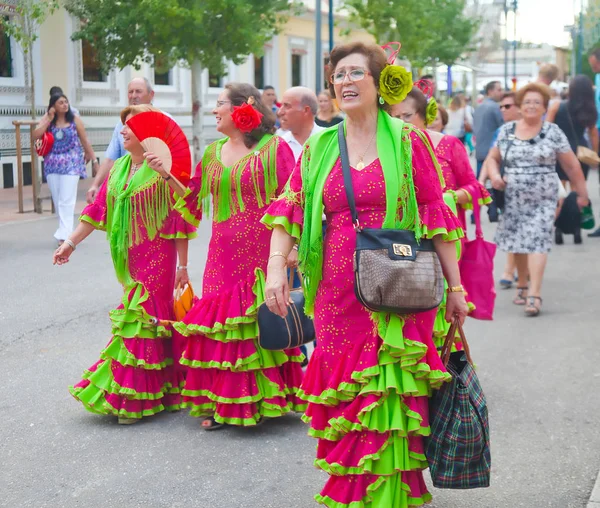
[191,59,204,166]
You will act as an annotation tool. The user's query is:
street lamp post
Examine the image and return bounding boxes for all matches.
[503,0,509,90]
[329,0,334,53]
[513,0,517,89]
[316,0,323,93]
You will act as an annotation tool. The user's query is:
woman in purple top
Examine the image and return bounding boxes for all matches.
[34,94,96,244]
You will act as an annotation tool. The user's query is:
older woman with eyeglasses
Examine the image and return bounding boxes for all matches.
[263,42,468,508]
[487,83,589,316]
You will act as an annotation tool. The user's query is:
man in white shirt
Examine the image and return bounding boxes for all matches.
[277,87,323,162]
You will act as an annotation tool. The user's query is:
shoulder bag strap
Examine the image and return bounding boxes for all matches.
[564,103,580,145]
[500,122,517,177]
[337,122,360,228]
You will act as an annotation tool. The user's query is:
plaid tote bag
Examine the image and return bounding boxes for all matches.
[425,319,491,489]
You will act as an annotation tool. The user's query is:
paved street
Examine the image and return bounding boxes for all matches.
[1,198,600,508]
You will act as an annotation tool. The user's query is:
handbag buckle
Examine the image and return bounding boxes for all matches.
[393,244,412,257]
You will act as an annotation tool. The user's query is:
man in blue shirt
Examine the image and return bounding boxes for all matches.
[473,80,504,221]
[85,77,155,203]
[588,48,600,237]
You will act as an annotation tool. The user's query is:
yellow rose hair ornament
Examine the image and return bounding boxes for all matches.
[414,79,438,126]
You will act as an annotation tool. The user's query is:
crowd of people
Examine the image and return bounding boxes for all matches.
[43,39,595,507]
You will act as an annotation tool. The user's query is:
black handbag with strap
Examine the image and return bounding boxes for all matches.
[337,123,444,314]
[257,268,315,350]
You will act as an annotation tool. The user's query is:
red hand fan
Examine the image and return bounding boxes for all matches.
[126,111,192,188]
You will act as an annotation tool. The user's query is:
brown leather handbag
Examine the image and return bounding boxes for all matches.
[338,124,444,314]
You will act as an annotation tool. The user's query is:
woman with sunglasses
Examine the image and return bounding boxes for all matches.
[263,42,468,508]
[173,83,305,430]
[487,83,589,316]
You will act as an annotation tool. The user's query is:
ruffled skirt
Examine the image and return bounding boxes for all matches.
[69,283,184,419]
[174,269,306,425]
[301,313,451,507]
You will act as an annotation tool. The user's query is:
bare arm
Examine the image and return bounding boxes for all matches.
[52,221,95,265]
[545,101,560,123]
[478,158,490,185]
[33,112,53,140]
[265,225,296,317]
[74,116,96,163]
[432,236,469,325]
[174,238,190,287]
[589,125,599,154]
[145,152,186,196]
[485,146,505,190]
[557,151,590,205]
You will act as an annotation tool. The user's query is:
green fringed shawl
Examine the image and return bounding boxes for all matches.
[198,134,280,222]
[298,110,444,317]
[106,155,172,285]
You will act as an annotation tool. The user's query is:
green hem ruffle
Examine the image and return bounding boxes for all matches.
[261,214,302,240]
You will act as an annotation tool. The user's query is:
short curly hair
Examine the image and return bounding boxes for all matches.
[515,83,551,109]
[327,42,389,111]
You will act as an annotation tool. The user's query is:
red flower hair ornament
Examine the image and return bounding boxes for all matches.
[231,96,263,133]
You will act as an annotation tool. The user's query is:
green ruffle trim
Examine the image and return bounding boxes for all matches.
[80,214,107,231]
[314,474,432,508]
[173,268,267,343]
[420,224,464,242]
[180,344,303,372]
[174,187,201,227]
[159,231,199,240]
[261,214,302,240]
[110,283,172,340]
[102,336,172,370]
[314,432,428,476]
[461,190,493,211]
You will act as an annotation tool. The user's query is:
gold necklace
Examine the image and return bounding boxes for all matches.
[355,129,377,171]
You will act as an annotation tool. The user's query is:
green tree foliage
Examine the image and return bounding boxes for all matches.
[342,0,478,68]
[65,0,292,76]
[64,0,295,160]
[1,0,60,118]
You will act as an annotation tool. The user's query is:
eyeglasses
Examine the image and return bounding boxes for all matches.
[330,68,370,85]
[216,100,232,107]
[499,104,515,110]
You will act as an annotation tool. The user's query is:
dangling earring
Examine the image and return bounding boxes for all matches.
[379,96,385,105]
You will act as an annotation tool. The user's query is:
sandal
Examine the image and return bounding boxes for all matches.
[525,296,542,317]
[201,417,225,431]
[117,417,138,425]
[513,287,528,305]
[499,278,513,289]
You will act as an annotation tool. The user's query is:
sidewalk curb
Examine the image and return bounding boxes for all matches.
[588,469,600,507]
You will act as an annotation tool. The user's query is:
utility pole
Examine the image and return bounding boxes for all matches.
[513,0,517,90]
[329,0,334,53]
[503,0,509,90]
[316,0,323,93]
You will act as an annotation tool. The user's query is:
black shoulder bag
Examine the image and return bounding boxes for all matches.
[337,123,444,314]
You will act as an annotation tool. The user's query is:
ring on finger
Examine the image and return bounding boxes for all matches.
[268,296,277,300]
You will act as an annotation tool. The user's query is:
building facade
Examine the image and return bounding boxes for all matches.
[0,1,372,189]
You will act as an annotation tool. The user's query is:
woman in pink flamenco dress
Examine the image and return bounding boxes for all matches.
[53,105,196,425]
[263,44,469,507]
[393,86,492,346]
[173,83,305,430]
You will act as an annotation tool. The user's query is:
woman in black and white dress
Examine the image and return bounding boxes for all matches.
[486,83,589,317]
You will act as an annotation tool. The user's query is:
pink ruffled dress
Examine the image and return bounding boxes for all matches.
[433,134,492,344]
[262,130,464,507]
[69,177,197,419]
[174,136,306,426]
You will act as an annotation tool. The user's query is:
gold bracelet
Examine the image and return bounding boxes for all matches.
[447,285,464,293]
[268,251,287,261]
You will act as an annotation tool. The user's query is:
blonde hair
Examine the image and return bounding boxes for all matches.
[120,104,160,124]
[538,63,559,84]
